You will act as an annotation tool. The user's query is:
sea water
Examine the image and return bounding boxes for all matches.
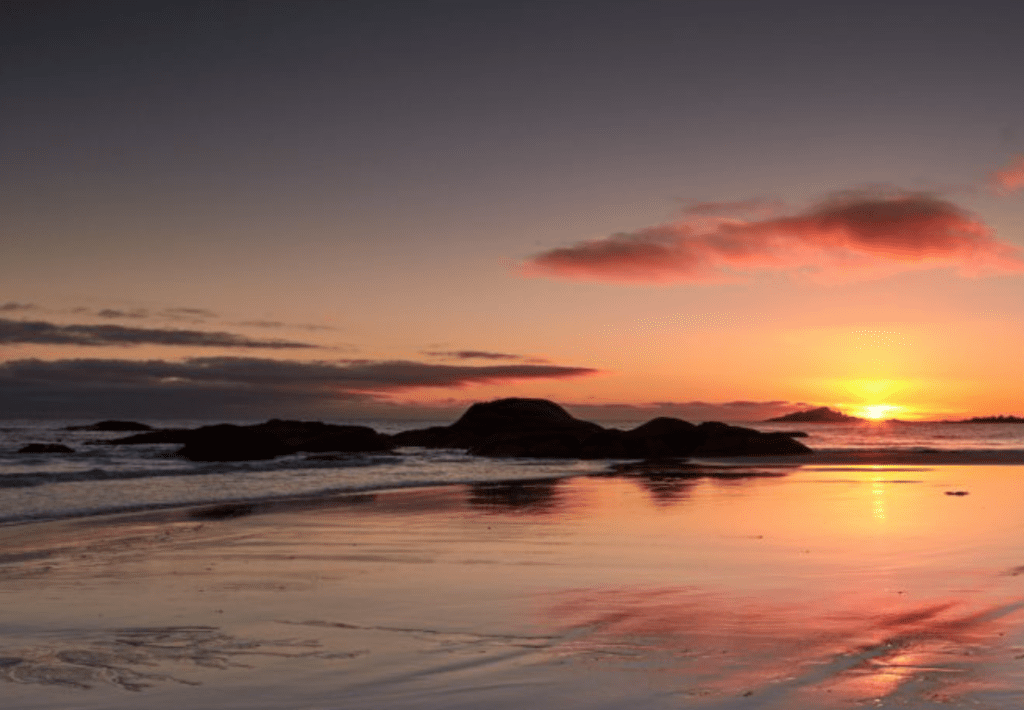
[1,418,1024,524]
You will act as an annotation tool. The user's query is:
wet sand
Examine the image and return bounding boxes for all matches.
[4,464,1024,709]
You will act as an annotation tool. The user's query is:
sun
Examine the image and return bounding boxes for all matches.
[859,404,900,421]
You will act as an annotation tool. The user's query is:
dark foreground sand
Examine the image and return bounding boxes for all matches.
[5,463,1024,709]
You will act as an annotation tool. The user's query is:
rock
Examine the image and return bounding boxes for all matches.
[691,429,812,456]
[391,425,452,447]
[18,443,74,453]
[177,424,296,461]
[395,398,603,451]
[621,417,700,457]
[396,398,811,459]
[176,420,393,461]
[66,420,154,431]
[470,428,618,458]
[250,419,392,453]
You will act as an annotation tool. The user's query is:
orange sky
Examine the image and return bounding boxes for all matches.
[3,3,1024,421]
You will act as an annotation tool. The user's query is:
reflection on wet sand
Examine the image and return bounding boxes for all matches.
[6,466,1024,709]
[468,479,564,513]
[541,586,1024,705]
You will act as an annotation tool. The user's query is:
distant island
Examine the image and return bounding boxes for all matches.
[766,409,1024,425]
[765,407,865,423]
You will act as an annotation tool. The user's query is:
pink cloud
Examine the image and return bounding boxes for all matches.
[524,192,1024,284]
[991,155,1024,194]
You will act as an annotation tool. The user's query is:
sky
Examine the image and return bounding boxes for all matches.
[3,0,1024,422]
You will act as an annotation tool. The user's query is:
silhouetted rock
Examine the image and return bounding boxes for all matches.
[18,443,74,453]
[396,399,811,458]
[252,419,392,453]
[691,428,812,456]
[107,398,810,462]
[103,419,394,460]
[177,424,294,461]
[66,420,154,431]
[395,398,603,452]
[621,417,700,457]
[176,420,393,461]
[766,407,864,423]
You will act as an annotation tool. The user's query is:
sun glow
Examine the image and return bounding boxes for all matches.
[858,404,901,421]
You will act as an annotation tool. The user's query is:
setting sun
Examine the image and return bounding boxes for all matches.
[858,404,901,421]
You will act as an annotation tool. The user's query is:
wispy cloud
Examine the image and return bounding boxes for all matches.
[0,357,598,418]
[525,191,1024,284]
[0,302,38,312]
[0,319,319,349]
[64,305,218,322]
[236,320,339,332]
[423,350,546,362]
[991,155,1024,194]
[162,307,218,320]
[96,309,148,319]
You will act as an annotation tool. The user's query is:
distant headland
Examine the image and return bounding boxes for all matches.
[765,407,865,423]
[767,408,1024,424]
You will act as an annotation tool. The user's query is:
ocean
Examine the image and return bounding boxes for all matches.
[3,417,1024,526]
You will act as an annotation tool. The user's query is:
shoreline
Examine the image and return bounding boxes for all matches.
[4,448,1024,529]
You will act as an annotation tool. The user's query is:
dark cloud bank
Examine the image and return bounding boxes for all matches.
[0,357,598,419]
[0,318,317,349]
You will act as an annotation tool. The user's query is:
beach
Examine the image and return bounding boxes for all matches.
[5,462,1024,709]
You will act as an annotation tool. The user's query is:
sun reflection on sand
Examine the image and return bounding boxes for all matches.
[871,477,888,521]
[538,586,1024,704]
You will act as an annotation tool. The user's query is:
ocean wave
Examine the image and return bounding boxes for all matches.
[0,453,405,488]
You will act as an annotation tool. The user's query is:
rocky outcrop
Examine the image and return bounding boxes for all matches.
[394,398,605,457]
[101,398,811,461]
[176,420,394,461]
[765,407,863,423]
[108,419,394,461]
[394,398,603,449]
[396,398,811,458]
[18,443,74,453]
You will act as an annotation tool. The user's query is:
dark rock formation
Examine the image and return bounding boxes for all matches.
[18,443,74,453]
[176,424,296,461]
[102,398,811,462]
[394,398,603,449]
[396,398,811,458]
[104,419,394,460]
[66,420,154,431]
[766,407,864,423]
[176,420,393,461]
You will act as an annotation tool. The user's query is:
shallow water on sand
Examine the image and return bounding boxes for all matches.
[4,465,1024,708]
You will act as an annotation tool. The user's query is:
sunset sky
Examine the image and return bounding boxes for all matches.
[4,0,1024,421]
